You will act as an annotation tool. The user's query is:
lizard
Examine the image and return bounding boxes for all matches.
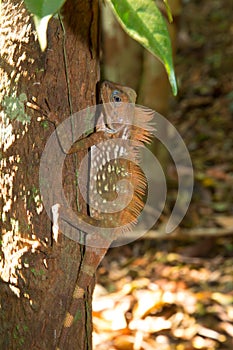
[56,81,155,349]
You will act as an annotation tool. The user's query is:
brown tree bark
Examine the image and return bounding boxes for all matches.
[0,1,99,349]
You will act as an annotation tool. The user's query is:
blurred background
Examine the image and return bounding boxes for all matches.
[93,0,233,349]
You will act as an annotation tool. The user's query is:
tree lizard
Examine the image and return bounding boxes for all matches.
[56,81,155,349]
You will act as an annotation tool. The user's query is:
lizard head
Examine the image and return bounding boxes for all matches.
[100,81,137,133]
[101,80,137,104]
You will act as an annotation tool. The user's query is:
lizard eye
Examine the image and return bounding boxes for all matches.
[111,90,122,103]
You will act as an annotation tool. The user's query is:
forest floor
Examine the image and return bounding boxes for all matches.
[93,1,233,349]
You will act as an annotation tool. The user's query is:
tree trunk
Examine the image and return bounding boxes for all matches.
[0,1,99,349]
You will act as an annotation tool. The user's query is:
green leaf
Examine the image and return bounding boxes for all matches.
[33,14,52,51]
[24,0,66,51]
[24,0,66,18]
[107,0,177,95]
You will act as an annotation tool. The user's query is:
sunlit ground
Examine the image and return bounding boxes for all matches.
[93,240,233,350]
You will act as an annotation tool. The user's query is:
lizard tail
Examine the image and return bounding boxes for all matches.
[57,240,111,349]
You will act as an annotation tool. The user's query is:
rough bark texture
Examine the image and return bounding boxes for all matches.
[0,1,99,349]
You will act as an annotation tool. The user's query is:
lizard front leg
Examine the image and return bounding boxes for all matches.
[68,130,109,154]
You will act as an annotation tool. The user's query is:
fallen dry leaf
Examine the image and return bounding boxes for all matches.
[132,289,163,319]
[129,316,171,333]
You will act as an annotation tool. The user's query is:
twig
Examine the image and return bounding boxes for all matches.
[127,226,233,241]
